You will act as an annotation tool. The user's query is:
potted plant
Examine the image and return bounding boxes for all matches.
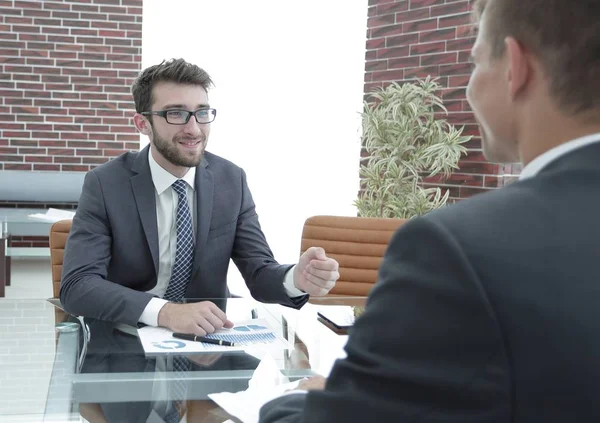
[354,77,471,218]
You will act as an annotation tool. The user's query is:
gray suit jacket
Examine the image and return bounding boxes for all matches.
[260,143,600,422]
[61,146,307,326]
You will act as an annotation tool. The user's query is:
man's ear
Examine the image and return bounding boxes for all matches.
[505,37,530,99]
[133,113,152,136]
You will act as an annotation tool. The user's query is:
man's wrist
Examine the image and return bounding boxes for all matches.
[157,301,175,328]
[284,265,306,297]
[139,297,169,327]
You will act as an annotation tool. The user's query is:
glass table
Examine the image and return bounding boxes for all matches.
[0,209,65,296]
[0,208,63,238]
[0,296,366,422]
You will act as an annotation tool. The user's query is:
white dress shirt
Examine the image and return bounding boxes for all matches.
[138,148,303,327]
[519,132,600,180]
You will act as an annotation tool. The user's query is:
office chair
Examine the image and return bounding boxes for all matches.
[300,215,406,296]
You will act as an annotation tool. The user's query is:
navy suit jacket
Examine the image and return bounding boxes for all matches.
[61,146,306,326]
[260,143,600,422]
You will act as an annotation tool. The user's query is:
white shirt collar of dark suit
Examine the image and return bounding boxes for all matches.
[147,146,196,194]
[519,132,600,181]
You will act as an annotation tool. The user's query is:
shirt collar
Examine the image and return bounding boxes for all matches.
[519,132,600,181]
[147,147,196,195]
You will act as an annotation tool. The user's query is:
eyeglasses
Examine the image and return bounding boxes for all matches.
[141,108,217,125]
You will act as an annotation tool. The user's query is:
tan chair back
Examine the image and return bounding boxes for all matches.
[49,219,72,298]
[300,215,407,296]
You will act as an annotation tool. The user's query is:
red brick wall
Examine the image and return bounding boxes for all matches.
[364,0,520,201]
[0,0,142,172]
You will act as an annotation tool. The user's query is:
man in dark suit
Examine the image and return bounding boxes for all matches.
[260,0,600,421]
[60,58,340,334]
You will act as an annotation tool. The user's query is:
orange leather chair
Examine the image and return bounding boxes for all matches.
[49,219,72,298]
[50,219,110,422]
[300,215,407,296]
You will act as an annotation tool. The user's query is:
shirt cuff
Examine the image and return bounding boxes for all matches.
[283,265,306,298]
[139,297,169,327]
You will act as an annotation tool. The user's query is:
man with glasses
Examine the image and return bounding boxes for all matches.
[60,58,340,336]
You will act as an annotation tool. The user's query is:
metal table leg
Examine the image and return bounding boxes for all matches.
[0,237,6,297]
[5,235,10,286]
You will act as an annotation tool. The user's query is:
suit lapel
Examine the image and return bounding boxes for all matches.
[191,157,213,279]
[130,145,159,274]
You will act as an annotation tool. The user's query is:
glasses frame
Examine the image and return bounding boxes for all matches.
[141,108,217,125]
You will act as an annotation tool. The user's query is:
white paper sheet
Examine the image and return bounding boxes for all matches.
[137,319,291,356]
[208,354,304,423]
[28,208,75,222]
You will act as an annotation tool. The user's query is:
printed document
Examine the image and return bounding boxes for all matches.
[137,318,291,355]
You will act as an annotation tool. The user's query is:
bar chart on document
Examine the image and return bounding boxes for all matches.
[204,320,280,346]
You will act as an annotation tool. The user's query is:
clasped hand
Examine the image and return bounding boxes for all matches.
[294,247,340,296]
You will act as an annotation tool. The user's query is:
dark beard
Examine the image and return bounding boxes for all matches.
[152,131,205,168]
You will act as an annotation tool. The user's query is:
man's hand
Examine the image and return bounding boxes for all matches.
[297,375,327,391]
[157,301,234,335]
[294,247,339,296]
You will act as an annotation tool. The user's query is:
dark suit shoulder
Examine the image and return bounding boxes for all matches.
[203,151,251,189]
[87,149,140,178]
[422,178,551,247]
[203,151,243,172]
[424,144,600,239]
[419,168,600,299]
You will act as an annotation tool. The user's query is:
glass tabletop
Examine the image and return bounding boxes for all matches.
[0,296,366,422]
[0,209,61,238]
[0,208,55,223]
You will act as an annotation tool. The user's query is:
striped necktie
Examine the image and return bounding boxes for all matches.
[163,179,194,423]
[163,179,194,302]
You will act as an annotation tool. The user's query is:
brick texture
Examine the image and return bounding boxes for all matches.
[8,235,49,247]
[364,0,520,201]
[0,0,142,173]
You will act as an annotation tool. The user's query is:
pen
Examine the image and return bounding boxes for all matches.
[172,333,235,347]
